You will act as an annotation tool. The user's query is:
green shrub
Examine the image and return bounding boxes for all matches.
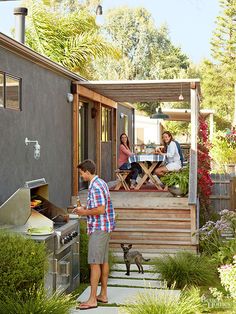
[153,251,218,289]
[79,220,117,283]
[79,220,90,283]
[212,238,236,265]
[0,285,75,314]
[211,131,236,170]
[123,287,202,314]
[0,231,47,299]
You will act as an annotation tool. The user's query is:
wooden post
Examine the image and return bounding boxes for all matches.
[230,176,236,211]
[112,108,117,180]
[96,102,102,177]
[188,83,199,204]
[190,204,197,244]
[72,87,79,196]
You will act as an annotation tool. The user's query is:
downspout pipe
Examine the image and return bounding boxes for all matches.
[13,7,28,44]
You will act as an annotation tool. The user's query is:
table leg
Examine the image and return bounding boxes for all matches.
[134,163,149,190]
[135,162,163,190]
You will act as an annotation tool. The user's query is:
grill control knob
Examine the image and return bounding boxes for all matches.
[72,231,78,238]
[64,236,70,244]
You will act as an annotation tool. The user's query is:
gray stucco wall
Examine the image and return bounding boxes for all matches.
[0,47,72,208]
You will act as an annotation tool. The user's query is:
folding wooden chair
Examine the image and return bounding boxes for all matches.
[114,169,131,191]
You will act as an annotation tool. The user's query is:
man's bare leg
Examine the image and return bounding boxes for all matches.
[79,264,100,308]
[97,262,109,302]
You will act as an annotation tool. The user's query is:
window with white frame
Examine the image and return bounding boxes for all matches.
[0,71,21,110]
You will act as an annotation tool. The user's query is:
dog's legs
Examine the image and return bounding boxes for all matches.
[125,261,130,276]
[135,262,141,273]
[134,258,141,273]
[140,263,144,274]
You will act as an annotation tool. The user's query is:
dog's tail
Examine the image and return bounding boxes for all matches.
[142,257,150,262]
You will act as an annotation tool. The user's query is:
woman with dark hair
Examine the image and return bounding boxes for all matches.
[154,131,182,178]
[118,133,141,189]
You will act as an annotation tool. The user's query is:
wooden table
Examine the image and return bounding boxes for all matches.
[128,154,166,190]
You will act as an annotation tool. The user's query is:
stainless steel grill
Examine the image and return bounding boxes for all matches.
[0,178,80,295]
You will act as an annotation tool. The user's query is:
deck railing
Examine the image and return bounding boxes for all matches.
[188,148,198,205]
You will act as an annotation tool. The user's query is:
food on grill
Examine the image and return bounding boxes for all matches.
[31,199,42,208]
[27,226,53,234]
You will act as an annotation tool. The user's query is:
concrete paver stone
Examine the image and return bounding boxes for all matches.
[112,263,155,272]
[109,270,161,280]
[108,278,164,288]
[77,286,180,306]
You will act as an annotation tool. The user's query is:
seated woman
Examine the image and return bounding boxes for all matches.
[154,131,182,187]
[118,133,142,189]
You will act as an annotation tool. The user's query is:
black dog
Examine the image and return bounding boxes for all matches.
[121,244,150,276]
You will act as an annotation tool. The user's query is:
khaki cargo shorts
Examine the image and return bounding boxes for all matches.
[88,230,111,264]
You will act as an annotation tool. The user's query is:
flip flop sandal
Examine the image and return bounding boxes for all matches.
[76,304,98,310]
[97,298,108,304]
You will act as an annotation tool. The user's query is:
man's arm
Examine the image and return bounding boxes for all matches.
[74,205,105,216]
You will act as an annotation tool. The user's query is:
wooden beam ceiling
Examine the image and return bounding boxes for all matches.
[75,79,201,103]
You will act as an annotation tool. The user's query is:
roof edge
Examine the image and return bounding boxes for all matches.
[77,78,201,85]
[0,32,86,82]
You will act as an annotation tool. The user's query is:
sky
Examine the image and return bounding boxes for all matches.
[0,0,220,63]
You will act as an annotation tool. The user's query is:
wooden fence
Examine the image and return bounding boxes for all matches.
[210,173,236,213]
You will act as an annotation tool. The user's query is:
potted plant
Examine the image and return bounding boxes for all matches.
[161,167,189,197]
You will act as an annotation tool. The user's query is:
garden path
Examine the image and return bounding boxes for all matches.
[71,263,180,313]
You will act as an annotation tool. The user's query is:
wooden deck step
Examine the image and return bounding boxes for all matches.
[80,189,197,255]
[118,217,191,221]
[110,239,193,245]
[116,222,191,229]
[113,228,191,233]
[115,208,190,219]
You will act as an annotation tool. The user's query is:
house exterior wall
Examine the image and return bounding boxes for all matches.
[135,114,159,145]
[0,46,72,207]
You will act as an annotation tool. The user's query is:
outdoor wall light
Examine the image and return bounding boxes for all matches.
[178,82,184,101]
[120,112,125,119]
[150,107,169,120]
[67,93,74,103]
[95,4,103,15]
[25,137,41,160]
[178,94,184,101]
[91,107,97,119]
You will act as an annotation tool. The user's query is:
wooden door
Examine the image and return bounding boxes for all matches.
[101,106,113,183]
[78,102,88,190]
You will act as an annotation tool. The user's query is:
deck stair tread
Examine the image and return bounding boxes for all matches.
[110,239,193,245]
[118,217,191,221]
[113,228,190,233]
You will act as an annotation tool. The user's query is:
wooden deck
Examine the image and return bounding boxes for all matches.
[79,190,198,258]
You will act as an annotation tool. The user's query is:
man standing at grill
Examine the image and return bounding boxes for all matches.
[74,159,115,310]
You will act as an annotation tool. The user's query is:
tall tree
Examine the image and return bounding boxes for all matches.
[201,0,236,129]
[24,1,120,77]
[93,6,189,114]
[211,0,236,70]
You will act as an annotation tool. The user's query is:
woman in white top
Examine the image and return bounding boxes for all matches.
[154,131,182,177]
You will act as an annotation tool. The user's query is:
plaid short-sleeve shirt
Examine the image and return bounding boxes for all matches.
[86,176,115,234]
